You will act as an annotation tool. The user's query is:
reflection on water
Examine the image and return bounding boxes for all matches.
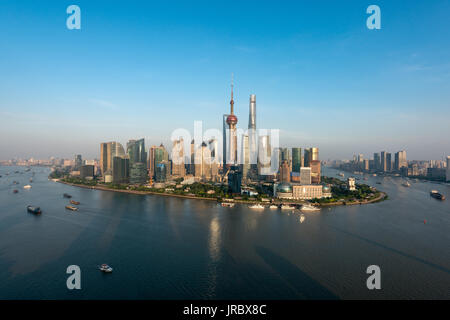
[0,166,449,299]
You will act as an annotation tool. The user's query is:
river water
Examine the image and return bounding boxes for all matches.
[0,166,449,299]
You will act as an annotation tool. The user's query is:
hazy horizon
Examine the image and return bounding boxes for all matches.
[1,0,449,161]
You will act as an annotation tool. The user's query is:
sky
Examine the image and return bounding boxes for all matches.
[0,0,449,161]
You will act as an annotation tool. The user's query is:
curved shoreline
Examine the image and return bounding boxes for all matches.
[56,180,387,207]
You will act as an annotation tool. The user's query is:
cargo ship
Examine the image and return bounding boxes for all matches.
[63,193,72,198]
[65,205,78,211]
[27,205,42,214]
[430,190,445,200]
[70,200,80,205]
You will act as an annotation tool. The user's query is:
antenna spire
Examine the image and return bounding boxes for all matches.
[230,73,234,114]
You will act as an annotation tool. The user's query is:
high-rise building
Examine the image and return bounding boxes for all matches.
[310,160,321,184]
[112,156,129,184]
[241,134,250,182]
[446,156,450,182]
[74,155,83,170]
[100,141,126,180]
[280,160,291,183]
[129,163,147,184]
[194,142,216,181]
[258,135,271,176]
[300,167,312,185]
[127,139,147,164]
[291,148,302,173]
[127,138,147,184]
[386,152,392,172]
[394,150,407,171]
[172,138,185,178]
[226,80,238,166]
[380,151,387,172]
[304,148,318,167]
[227,165,242,194]
[80,165,94,180]
[248,94,257,171]
[149,144,169,179]
[155,162,168,183]
[373,152,380,171]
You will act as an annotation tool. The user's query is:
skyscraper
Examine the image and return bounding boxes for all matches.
[226,79,238,166]
[292,148,302,173]
[258,135,271,176]
[304,148,312,167]
[394,150,407,171]
[248,94,258,174]
[74,154,82,170]
[386,152,392,172]
[446,156,450,182]
[127,138,147,184]
[300,167,312,185]
[373,152,381,171]
[100,141,126,181]
[172,138,185,178]
[310,160,321,184]
[241,134,250,182]
[380,151,387,172]
[280,160,291,183]
[149,144,169,179]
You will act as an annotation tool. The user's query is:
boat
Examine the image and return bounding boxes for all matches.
[402,181,411,187]
[23,185,32,189]
[63,193,72,198]
[338,173,345,177]
[65,205,78,211]
[430,190,445,200]
[281,205,295,210]
[70,200,81,205]
[269,205,278,209]
[300,204,320,212]
[299,214,306,223]
[99,264,113,273]
[376,182,381,185]
[249,204,264,209]
[27,205,41,214]
[13,189,19,194]
[221,202,235,207]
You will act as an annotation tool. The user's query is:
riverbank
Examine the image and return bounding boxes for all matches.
[56,179,387,207]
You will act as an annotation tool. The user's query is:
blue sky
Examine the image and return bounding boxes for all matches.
[0,0,449,160]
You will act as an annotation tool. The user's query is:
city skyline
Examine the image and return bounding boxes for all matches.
[1,1,450,160]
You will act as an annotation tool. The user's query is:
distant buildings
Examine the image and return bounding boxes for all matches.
[80,165,94,180]
[447,156,450,182]
[100,141,127,183]
[228,165,242,193]
[149,144,169,180]
[310,160,321,184]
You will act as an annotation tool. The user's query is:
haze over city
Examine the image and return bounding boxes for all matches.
[1,0,449,160]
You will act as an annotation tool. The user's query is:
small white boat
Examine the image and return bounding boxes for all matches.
[221,202,235,207]
[281,205,295,210]
[249,204,264,209]
[300,204,320,212]
[299,214,305,223]
[402,181,411,187]
[99,264,113,273]
[23,185,32,189]
[269,205,278,209]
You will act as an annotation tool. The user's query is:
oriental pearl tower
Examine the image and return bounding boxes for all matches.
[226,77,238,166]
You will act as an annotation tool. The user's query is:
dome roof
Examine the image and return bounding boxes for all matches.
[277,182,292,193]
